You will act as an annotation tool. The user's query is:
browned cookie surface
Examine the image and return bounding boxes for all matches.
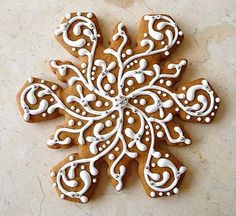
[17,12,220,203]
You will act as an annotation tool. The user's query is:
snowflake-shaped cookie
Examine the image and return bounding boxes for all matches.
[17,12,220,203]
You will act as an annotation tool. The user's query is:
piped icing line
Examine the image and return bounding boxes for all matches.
[123,15,180,66]
[104,22,128,68]
[129,80,216,118]
[133,106,187,193]
[16,12,220,202]
[54,13,101,94]
[53,114,124,202]
[20,83,115,122]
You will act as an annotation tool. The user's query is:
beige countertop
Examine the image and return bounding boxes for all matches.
[0,0,235,215]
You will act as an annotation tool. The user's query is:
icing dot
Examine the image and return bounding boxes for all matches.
[92,178,97,183]
[87,43,91,47]
[82,111,86,116]
[126,111,130,116]
[134,99,138,104]
[215,97,220,103]
[102,144,106,148]
[130,62,134,66]
[72,47,76,51]
[173,188,179,194]
[50,98,54,102]
[205,117,211,123]
[145,125,149,129]
[81,63,87,68]
[91,77,95,81]
[42,113,47,117]
[175,108,180,112]
[178,93,185,99]
[165,51,169,56]
[77,121,82,126]
[105,120,113,127]
[111,114,116,119]
[184,100,188,104]
[157,90,161,94]
[145,131,150,135]
[144,33,148,37]
[125,87,129,92]
[127,65,130,68]
[161,41,165,45]
[68,119,74,126]
[115,147,119,152]
[60,194,65,199]
[186,115,191,120]
[166,80,172,86]
[167,192,171,196]
[76,108,80,113]
[211,112,215,116]
[122,53,126,58]
[177,41,180,44]
[160,79,164,84]
[106,140,111,145]
[157,131,164,138]
[145,137,150,142]
[185,139,191,145]
[50,171,56,177]
[92,66,96,70]
[179,31,183,36]
[51,85,57,90]
[126,49,132,55]
[108,154,115,160]
[81,165,85,170]
[104,84,111,91]
[28,77,33,83]
[66,13,71,19]
[197,117,201,121]
[165,153,169,158]
[139,99,146,105]
[71,106,75,110]
[127,80,134,86]
[110,89,115,94]
[96,101,102,107]
[53,183,57,187]
[87,12,93,18]
[69,155,74,161]
[134,60,138,64]
[162,93,167,97]
[214,106,218,110]
[128,117,134,124]
[91,71,95,76]
[150,191,156,198]
[182,86,187,91]
[151,163,156,167]
[104,102,110,107]
[159,192,163,196]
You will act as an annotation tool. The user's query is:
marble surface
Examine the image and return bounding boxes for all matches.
[0,0,236,215]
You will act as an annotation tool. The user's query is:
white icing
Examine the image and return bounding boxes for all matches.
[18,13,219,202]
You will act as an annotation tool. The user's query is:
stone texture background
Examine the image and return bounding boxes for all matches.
[0,0,235,215]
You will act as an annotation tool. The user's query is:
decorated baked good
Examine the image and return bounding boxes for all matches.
[16,12,220,203]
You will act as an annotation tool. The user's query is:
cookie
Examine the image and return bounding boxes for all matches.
[16,12,220,203]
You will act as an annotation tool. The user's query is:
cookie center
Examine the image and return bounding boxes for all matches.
[113,95,129,110]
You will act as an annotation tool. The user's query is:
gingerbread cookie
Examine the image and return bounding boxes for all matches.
[16,12,220,203]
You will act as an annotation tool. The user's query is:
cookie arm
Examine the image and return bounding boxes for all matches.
[137,148,186,198]
[175,78,220,123]
[16,77,63,123]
